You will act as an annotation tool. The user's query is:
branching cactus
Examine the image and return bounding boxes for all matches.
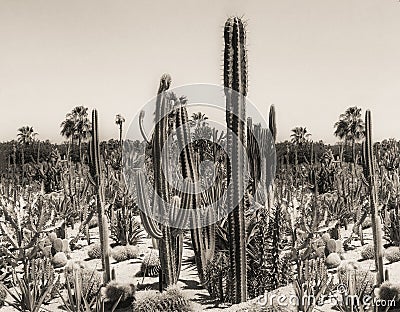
[363,110,384,285]
[224,16,248,303]
[88,109,111,283]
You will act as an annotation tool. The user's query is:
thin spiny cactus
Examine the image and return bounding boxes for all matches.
[363,110,384,285]
[88,109,111,283]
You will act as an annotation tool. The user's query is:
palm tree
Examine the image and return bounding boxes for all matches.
[115,114,125,146]
[290,127,311,165]
[334,106,364,163]
[17,126,37,181]
[60,118,75,161]
[60,106,91,162]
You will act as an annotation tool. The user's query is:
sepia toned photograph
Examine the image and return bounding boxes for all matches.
[1,1,400,311]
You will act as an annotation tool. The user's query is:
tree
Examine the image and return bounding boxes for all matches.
[115,114,125,147]
[290,127,311,165]
[60,106,91,162]
[334,106,364,164]
[17,126,37,181]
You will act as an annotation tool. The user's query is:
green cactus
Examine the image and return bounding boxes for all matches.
[224,16,248,303]
[363,110,384,285]
[88,109,111,283]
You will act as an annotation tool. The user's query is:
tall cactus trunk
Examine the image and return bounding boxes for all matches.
[363,110,384,285]
[224,16,248,304]
[89,109,111,284]
[151,74,179,288]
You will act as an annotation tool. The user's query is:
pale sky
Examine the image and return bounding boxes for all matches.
[1,0,400,144]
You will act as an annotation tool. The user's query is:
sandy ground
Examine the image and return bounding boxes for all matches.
[1,222,400,311]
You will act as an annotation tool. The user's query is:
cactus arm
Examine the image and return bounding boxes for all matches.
[135,171,163,239]
[364,110,384,285]
[139,111,151,144]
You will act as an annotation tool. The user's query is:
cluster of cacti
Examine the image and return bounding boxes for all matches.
[110,206,144,246]
[134,285,196,312]
[294,257,332,312]
[111,245,140,262]
[88,109,112,283]
[64,261,102,299]
[204,251,230,302]
[103,280,136,310]
[337,261,375,295]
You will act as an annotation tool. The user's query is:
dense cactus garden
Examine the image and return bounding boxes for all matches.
[1,15,400,312]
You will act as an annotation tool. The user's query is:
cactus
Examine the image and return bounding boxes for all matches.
[51,252,68,268]
[175,100,215,284]
[363,110,384,285]
[88,109,111,283]
[224,16,248,303]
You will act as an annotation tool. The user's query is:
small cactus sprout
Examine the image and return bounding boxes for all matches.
[325,253,341,269]
[384,247,400,263]
[52,252,68,268]
[360,244,375,260]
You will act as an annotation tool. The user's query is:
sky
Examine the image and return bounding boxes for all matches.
[1,0,400,144]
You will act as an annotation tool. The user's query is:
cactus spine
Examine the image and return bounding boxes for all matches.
[89,109,111,283]
[363,110,384,285]
[224,16,247,303]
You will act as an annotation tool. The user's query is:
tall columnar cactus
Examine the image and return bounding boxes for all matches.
[89,109,111,283]
[224,16,248,303]
[363,110,384,285]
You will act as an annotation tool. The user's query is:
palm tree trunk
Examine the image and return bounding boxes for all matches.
[352,139,356,164]
[119,124,123,147]
[78,137,82,163]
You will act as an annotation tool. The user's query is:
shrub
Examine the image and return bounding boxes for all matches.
[65,266,102,299]
[360,244,375,260]
[140,251,161,277]
[325,253,341,269]
[384,246,400,263]
[338,266,375,295]
[52,252,68,268]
